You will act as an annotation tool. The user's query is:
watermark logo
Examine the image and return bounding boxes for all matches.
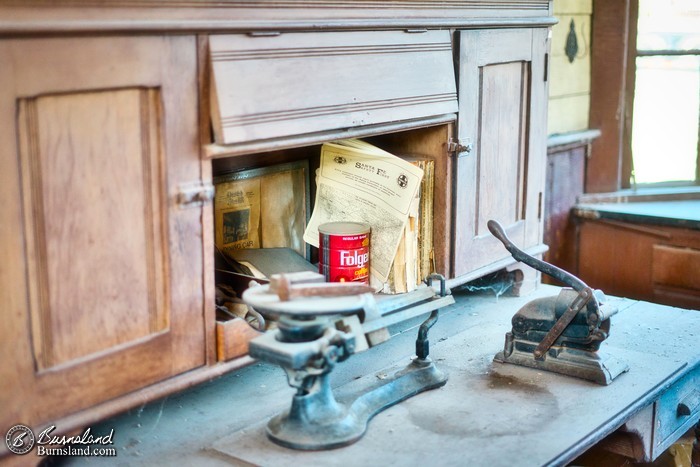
[5,424,35,455]
[5,424,116,458]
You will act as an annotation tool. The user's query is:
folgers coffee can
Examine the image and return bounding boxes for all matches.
[318,221,370,284]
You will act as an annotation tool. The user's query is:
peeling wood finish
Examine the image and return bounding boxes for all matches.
[0,1,555,35]
[1,0,550,9]
[209,30,458,145]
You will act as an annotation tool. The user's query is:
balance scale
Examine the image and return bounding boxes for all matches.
[242,276,449,450]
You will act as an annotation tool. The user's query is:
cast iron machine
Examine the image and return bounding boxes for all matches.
[242,274,449,450]
[488,220,628,385]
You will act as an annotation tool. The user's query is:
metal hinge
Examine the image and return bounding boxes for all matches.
[177,182,215,208]
[447,137,473,157]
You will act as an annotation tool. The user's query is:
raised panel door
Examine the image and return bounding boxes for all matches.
[0,36,204,439]
[453,28,549,278]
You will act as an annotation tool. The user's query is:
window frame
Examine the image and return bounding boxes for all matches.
[588,0,700,193]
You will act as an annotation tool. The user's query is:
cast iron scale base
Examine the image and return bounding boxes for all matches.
[242,282,448,450]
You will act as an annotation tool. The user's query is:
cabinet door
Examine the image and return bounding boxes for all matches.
[453,28,549,277]
[0,36,205,433]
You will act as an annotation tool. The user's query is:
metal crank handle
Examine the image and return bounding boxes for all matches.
[487,220,589,292]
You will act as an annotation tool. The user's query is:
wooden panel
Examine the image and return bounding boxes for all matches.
[216,318,263,362]
[454,27,548,278]
[18,89,167,369]
[577,218,700,309]
[477,61,528,234]
[578,220,656,299]
[652,245,700,291]
[543,145,586,279]
[209,30,458,145]
[0,35,204,435]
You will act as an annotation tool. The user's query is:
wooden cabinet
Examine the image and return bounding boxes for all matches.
[0,1,555,449]
[575,214,700,310]
[0,36,205,434]
[453,28,549,279]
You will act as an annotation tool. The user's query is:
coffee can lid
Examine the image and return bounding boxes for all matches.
[318,221,370,235]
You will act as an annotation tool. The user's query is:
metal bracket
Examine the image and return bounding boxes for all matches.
[247,31,281,37]
[177,182,214,208]
[447,137,473,157]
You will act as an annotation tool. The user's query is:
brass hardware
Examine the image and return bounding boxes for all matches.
[447,137,473,157]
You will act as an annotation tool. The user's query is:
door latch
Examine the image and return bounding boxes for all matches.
[447,137,473,157]
[177,182,215,208]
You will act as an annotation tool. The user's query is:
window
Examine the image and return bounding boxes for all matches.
[630,0,700,186]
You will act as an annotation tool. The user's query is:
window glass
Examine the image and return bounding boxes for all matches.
[631,0,699,185]
[637,0,700,51]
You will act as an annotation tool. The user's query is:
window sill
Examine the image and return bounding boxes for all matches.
[574,197,700,231]
[578,186,700,205]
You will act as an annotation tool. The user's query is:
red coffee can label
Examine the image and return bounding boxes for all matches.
[318,221,371,284]
[319,247,369,267]
[319,264,370,284]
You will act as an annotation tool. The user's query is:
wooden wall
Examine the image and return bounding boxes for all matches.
[548,0,592,135]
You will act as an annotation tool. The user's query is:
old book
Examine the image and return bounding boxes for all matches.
[370,155,435,294]
[417,158,435,282]
[395,156,435,289]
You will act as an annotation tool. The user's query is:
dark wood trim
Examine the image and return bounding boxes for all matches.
[622,0,638,188]
[205,113,457,159]
[587,0,636,193]
[0,17,558,36]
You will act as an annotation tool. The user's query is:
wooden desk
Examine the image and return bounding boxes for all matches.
[210,286,700,466]
[574,200,700,310]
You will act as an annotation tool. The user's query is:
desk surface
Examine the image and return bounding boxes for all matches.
[212,286,700,467]
[65,286,700,466]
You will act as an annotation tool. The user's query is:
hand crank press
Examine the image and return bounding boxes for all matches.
[488,220,629,385]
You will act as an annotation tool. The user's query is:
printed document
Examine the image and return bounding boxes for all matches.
[303,139,423,283]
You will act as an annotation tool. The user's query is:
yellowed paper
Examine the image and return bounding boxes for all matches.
[260,169,306,257]
[215,178,261,255]
[304,139,423,282]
